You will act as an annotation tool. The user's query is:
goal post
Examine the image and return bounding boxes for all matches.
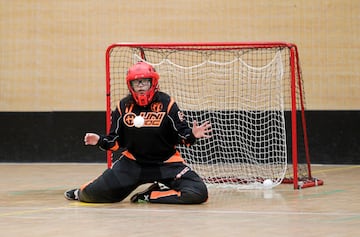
[105,42,324,190]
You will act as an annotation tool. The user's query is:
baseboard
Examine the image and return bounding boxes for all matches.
[0,111,359,164]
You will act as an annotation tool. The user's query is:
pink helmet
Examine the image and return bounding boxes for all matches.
[126,62,159,106]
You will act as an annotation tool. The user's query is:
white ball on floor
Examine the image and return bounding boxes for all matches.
[133,116,144,128]
[263,179,273,188]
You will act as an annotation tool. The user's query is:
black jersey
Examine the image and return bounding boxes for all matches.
[97,92,196,164]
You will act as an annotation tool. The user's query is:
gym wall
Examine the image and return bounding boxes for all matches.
[0,0,359,164]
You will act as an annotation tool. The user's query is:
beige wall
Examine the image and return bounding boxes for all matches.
[0,0,359,111]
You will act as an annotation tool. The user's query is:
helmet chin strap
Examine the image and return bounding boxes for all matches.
[134,91,151,106]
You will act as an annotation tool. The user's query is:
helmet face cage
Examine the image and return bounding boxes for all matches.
[126,62,159,106]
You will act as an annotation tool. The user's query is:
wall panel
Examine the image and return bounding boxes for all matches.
[0,0,359,111]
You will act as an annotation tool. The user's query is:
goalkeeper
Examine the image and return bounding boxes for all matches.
[64,62,212,204]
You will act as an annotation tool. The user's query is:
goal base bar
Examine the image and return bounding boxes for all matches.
[282,178,324,189]
[204,177,324,189]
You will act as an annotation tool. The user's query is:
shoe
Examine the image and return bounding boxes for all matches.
[130,182,161,203]
[64,189,79,200]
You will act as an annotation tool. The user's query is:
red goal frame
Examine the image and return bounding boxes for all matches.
[104,42,324,189]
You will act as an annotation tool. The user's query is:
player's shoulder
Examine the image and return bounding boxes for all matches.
[120,94,132,101]
[119,94,133,105]
[157,91,170,98]
[155,91,172,101]
[153,92,179,113]
[153,92,178,111]
[117,95,134,114]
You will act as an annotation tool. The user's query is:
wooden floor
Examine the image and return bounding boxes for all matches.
[0,163,359,237]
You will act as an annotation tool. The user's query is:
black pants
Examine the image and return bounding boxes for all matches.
[78,156,208,204]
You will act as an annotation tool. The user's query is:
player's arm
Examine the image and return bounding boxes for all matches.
[168,102,211,145]
[84,109,121,151]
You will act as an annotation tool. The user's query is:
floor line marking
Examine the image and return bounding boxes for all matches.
[1,205,358,217]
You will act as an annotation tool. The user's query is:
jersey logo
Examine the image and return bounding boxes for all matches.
[151,102,163,112]
[178,111,185,122]
[123,112,165,127]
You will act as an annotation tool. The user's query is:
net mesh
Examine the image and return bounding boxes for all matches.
[106,43,313,189]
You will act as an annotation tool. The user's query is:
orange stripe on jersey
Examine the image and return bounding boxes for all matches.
[150,190,181,200]
[167,97,175,114]
[110,141,119,151]
[116,101,122,116]
[125,103,134,113]
[164,150,184,163]
[122,150,136,160]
